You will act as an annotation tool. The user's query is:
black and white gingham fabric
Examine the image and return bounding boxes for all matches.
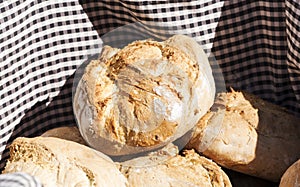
[0,172,42,187]
[0,0,299,186]
[0,0,101,185]
[212,0,300,115]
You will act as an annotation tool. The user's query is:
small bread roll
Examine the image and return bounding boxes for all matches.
[280,159,300,187]
[73,34,215,156]
[186,89,300,182]
[118,149,232,187]
[2,137,128,187]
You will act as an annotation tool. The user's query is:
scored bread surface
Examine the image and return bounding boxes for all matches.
[73,34,215,156]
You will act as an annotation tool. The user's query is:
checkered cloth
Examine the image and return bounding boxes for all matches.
[0,0,299,186]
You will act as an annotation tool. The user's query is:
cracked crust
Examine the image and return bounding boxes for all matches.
[186,88,300,182]
[73,35,215,156]
[119,149,232,187]
[186,89,258,163]
[2,137,128,187]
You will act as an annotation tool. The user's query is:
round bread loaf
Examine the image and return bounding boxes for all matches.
[73,34,215,156]
[2,137,128,187]
[118,149,232,187]
[280,159,300,187]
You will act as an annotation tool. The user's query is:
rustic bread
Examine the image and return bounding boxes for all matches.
[2,137,128,187]
[73,34,215,156]
[41,126,86,145]
[186,88,300,182]
[280,159,300,187]
[119,149,232,187]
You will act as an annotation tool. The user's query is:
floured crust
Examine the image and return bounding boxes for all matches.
[73,35,215,156]
[187,88,300,182]
[2,137,128,187]
[119,149,232,187]
[187,90,258,162]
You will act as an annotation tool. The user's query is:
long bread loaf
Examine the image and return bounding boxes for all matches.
[2,137,128,187]
[186,89,300,182]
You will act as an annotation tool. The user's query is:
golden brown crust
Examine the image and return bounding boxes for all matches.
[92,40,199,147]
[280,159,300,187]
[186,88,300,182]
[119,149,232,187]
[3,137,128,187]
[73,35,215,156]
